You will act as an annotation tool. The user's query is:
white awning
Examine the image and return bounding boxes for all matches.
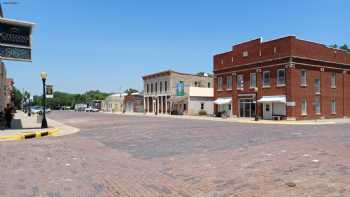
[214,98,232,105]
[257,95,286,103]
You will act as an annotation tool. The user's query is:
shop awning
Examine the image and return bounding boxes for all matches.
[257,95,286,103]
[214,98,232,105]
[168,96,188,103]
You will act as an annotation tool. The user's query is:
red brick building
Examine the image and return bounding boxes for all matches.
[213,36,350,120]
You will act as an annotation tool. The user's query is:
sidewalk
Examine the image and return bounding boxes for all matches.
[101,111,350,125]
[0,111,80,141]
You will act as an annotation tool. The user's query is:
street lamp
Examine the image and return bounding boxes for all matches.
[254,87,259,121]
[41,72,48,128]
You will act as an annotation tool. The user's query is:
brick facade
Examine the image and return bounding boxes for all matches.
[213,36,350,120]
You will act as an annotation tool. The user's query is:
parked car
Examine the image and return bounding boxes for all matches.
[30,106,51,114]
[85,107,99,112]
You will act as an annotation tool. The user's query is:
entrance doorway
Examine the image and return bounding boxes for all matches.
[239,98,256,118]
[263,103,272,120]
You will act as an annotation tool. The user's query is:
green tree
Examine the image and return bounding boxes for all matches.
[124,88,138,95]
[340,44,350,52]
[13,87,23,109]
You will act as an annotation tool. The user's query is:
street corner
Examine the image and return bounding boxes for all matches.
[0,128,60,142]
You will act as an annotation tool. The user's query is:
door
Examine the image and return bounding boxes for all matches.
[263,103,272,120]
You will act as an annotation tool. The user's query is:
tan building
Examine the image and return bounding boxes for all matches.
[101,93,126,112]
[143,70,213,115]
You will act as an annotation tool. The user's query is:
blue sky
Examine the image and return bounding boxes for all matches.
[3,0,350,95]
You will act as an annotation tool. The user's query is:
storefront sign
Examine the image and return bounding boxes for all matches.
[0,45,31,60]
[0,18,33,61]
[46,85,53,98]
[0,22,31,47]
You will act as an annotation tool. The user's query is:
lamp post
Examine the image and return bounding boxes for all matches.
[254,87,259,121]
[41,72,48,128]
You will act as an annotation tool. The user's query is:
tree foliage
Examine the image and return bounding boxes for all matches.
[124,88,138,95]
[32,90,111,109]
[330,44,350,52]
[13,87,23,109]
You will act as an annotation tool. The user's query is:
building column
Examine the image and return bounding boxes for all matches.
[158,96,161,114]
[165,96,168,114]
[160,96,163,114]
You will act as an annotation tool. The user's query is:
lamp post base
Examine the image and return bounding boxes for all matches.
[41,118,48,129]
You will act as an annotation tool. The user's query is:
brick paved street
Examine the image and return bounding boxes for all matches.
[0,111,350,196]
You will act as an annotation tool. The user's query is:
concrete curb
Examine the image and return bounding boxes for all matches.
[101,112,343,125]
[0,128,59,141]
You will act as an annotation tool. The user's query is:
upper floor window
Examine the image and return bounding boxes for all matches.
[151,83,154,93]
[220,59,224,65]
[315,78,320,94]
[160,81,163,93]
[226,75,232,90]
[217,76,223,90]
[277,69,285,86]
[165,81,168,92]
[208,82,211,88]
[300,70,307,86]
[263,71,270,87]
[250,73,256,88]
[146,84,149,93]
[331,72,336,88]
[155,82,158,93]
[237,74,244,90]
[243,51,248,57]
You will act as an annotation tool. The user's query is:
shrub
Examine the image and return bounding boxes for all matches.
[198,110,207,116]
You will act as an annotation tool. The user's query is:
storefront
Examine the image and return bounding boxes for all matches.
[238,94,256,118]
[257,95,286,120]
[214,97,232,117]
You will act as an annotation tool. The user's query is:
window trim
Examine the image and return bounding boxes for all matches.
[276,69,286,87]
[262,71,270,88]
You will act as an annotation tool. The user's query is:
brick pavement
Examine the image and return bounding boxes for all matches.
[0,111,349,196]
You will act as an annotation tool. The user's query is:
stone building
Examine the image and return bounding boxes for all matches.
[143,70,213,115]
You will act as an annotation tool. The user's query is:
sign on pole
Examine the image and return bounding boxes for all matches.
[0,18,34,61]
[46,85,53,98]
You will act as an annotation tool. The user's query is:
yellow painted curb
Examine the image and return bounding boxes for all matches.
[0,128,60,141]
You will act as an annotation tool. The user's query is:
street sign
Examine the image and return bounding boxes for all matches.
[0,18,34,61]
[46,85,53,98]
